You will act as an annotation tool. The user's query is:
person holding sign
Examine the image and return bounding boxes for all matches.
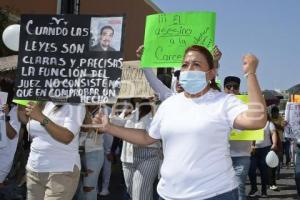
[18,102,85,200]
[93,45,267,200]
[0,79,21,189]
[223,76,252,200]
[90,25,116,52]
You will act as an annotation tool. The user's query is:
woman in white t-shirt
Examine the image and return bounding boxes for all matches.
[19,102,85,200]
[93,45,267,200]
[0,104,21,186]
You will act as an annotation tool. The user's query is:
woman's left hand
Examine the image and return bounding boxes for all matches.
[25,102,44,122]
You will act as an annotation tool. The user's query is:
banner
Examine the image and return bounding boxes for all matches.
[141,11,216,68]
[0,92,8,148]
[15,14,125,103]
[284,102,300,139]
[230,95,264,141]
[118,61,156,98]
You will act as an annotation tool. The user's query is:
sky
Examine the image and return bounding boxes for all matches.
[151,0,300,92]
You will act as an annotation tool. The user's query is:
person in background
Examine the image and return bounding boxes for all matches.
[248,110,278,197]
[110,98,161,200]
[223,76,252,200]
[268,105,284,181]
[0,79,21,190]
[98,133,114,196]
[78,105,108,200]
[94,45,267,200]
[18,102,85,200]
[294,139,300,197]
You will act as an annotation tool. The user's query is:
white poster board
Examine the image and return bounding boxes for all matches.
[0,91,8,148]
[284,102,300,139]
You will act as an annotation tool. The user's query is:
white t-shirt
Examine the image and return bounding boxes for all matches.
[148,90,247,200]
[0,106,21,182]
[255,121,275,148]
[26,102,85,172]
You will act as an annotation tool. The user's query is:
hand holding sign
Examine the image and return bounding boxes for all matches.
[2,24,20,51]
[25,102,44,122]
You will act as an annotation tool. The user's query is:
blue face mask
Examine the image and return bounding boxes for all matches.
[179,71,208,94]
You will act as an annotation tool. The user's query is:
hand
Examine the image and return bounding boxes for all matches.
[242,54,259,74]
[2,104,9,115]
[25,102,44,122]
[212,45,222,62]
[92,113,110,132]
[136,45,144,59]
[271,144,278,151]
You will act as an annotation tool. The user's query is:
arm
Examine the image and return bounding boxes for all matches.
[143,69,173,101]
[136,45,173,101]
[234,54,267,130]
[93,113,157,146]
[3,104,17,139]
[271,130,278,151]
[26,102,76,144]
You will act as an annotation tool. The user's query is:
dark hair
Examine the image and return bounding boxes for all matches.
[138,99,153,120]
[184,45,220,91]
[100,25,114,35]
[224,76,241,86]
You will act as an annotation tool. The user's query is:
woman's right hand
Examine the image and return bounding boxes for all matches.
[242,54,259,74]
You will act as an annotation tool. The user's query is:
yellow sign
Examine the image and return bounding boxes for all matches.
[229,95,264,141]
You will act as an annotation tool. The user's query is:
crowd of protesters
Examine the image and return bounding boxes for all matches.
[0,44,299,200]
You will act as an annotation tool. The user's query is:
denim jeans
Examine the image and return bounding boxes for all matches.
[78,149,104,200]
[248,146,270,194]
[231,156,250,200]
[295,151,300,197]
[158,188,238,200]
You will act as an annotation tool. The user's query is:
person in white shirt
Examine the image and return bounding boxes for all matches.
[0,79,21,188]
[19,102,85,200]
[110,98,161,200]
[78,105,107,200]
[223,76,252,200]
[93,45,267,200]
[0,104,21,186]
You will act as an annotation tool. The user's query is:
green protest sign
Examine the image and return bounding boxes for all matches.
[141,11,216,68]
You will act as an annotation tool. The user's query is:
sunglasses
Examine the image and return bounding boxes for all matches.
[225,83,239,90]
